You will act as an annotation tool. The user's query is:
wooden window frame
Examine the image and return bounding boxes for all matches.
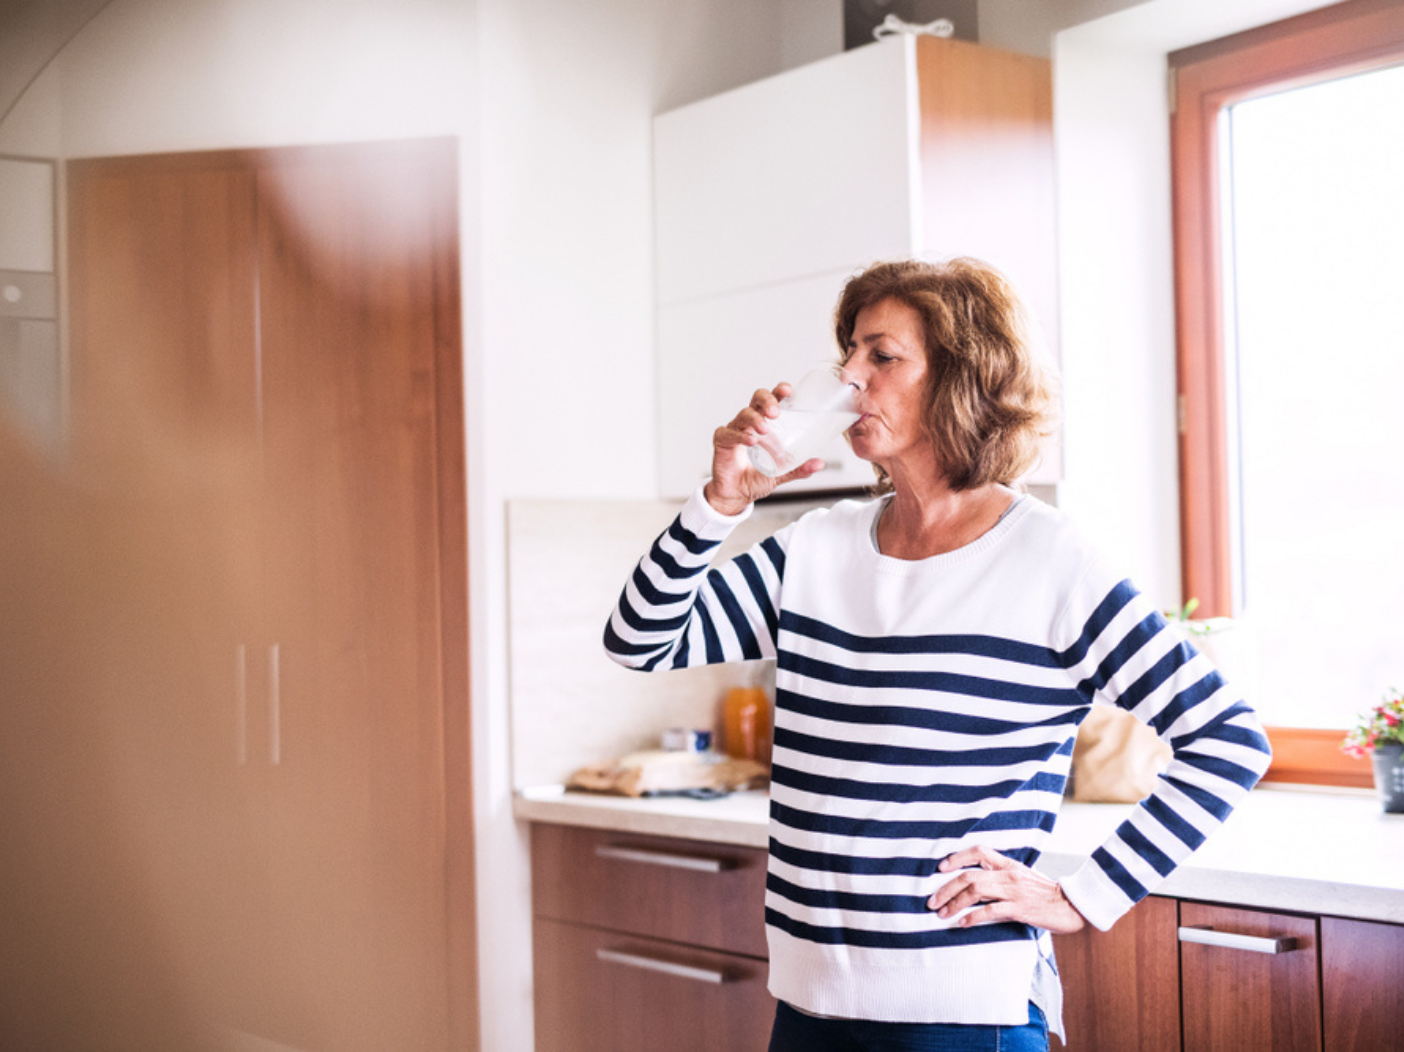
[1169,0,1404,788]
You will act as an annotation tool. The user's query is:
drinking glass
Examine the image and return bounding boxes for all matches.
[747,366,861,478]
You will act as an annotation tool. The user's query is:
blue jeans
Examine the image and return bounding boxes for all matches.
[767,1001,1049,1052]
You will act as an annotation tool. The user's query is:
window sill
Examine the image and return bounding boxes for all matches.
[1262,726,1373,789]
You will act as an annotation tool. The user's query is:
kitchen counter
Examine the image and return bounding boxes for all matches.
[515,783,1404,924]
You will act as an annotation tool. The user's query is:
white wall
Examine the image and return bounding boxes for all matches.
[472,2,799,1044]
[782,0,845,68]
[54,0,474,156]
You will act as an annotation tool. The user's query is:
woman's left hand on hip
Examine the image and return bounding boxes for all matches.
[927,845,1086,934]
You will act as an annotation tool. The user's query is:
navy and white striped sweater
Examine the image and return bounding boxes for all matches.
[604,488,1271,1028]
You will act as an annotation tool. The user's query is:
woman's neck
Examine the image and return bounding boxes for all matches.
[877,475,1015,560]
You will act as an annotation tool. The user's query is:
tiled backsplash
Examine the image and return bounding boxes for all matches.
[506,495,827,788]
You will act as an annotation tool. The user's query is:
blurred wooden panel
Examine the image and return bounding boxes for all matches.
[1053,895,1180,1051]
[57,140,470,1051]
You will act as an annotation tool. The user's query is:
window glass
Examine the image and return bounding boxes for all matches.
[1224,63,1404,728]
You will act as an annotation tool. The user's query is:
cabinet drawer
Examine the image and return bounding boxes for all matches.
[531,824,769,958]
[1322,916,1404,1051]
[1178,901,1320,1051]
[533,917,775,1052]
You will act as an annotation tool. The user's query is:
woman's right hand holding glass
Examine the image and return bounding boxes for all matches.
[703,382,823,516]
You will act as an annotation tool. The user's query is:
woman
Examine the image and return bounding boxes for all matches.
[604,258,1271,1050]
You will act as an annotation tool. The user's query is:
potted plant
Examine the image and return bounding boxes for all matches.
[1341,689,1404,814]
[1164,598,1233,638]
[1163,599,1256,700]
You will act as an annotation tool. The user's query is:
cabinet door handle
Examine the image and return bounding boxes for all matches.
[268,643,281,765]
[596,947,729,985]
[235,644,248,765]
[594,844,731,873]
[1178,926,1298,954]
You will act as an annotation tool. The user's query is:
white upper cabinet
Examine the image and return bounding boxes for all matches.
[654,41,917,305]
[654,34,1060,499]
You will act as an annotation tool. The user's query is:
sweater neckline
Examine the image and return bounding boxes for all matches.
[864,492,1032,571]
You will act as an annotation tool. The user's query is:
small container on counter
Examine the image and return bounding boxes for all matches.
[723,684,772,767]
[661,727,712,753]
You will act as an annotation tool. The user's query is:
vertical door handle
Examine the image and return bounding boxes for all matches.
[268,643,281,765]
[235,643,248,765]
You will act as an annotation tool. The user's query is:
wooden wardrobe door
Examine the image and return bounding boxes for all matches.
[254,140,454,1051]
[66,155,274,1037]
[68,156,261,490]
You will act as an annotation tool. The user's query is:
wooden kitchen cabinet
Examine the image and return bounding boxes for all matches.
[530,821,1404,1052]
[531,824,774,1051]
[65,140,472,1051]
[653,34,1059,498]
[1058,895,1404,1051]
[1322,916,1404,1050]
[1178,902,1320,1051]
[1054,895,1181,1051]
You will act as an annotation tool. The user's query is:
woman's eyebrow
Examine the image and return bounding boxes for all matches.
[848,332,894,351]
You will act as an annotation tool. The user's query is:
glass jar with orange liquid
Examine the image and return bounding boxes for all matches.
[722,683,772,768]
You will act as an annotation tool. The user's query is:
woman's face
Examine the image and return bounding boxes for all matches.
[842,297,934,474]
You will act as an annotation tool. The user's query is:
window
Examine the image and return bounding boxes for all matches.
[1170,0,1404,785]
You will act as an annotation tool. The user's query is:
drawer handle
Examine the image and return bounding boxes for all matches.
[596,947,729,985]
[1178,926,1298,955]
[594,844,731,873]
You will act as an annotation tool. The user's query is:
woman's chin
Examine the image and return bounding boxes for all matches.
[847,438,881,465]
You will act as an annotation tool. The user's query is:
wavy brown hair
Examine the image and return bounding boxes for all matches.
[834,258,1057,493]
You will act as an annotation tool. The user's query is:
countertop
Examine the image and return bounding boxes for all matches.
[515,783,1404,924]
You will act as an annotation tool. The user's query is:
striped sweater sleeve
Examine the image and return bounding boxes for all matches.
[604,487,790,671]
[1055,572,1273,931]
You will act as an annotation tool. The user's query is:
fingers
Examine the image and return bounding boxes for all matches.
[715,387,786,447]
[927,846,1015,917]
[925,852,1087,935]
[947,899,1021,929]
[757,381,793,407]
[926,867,1010,917]
[928,874,1011,926]
[777,457,826,484]
[742,384,789,431]
[704,381,800,515]
[939,844,1016,873]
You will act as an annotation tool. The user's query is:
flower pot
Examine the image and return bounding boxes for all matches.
[1370,743,1404,814]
